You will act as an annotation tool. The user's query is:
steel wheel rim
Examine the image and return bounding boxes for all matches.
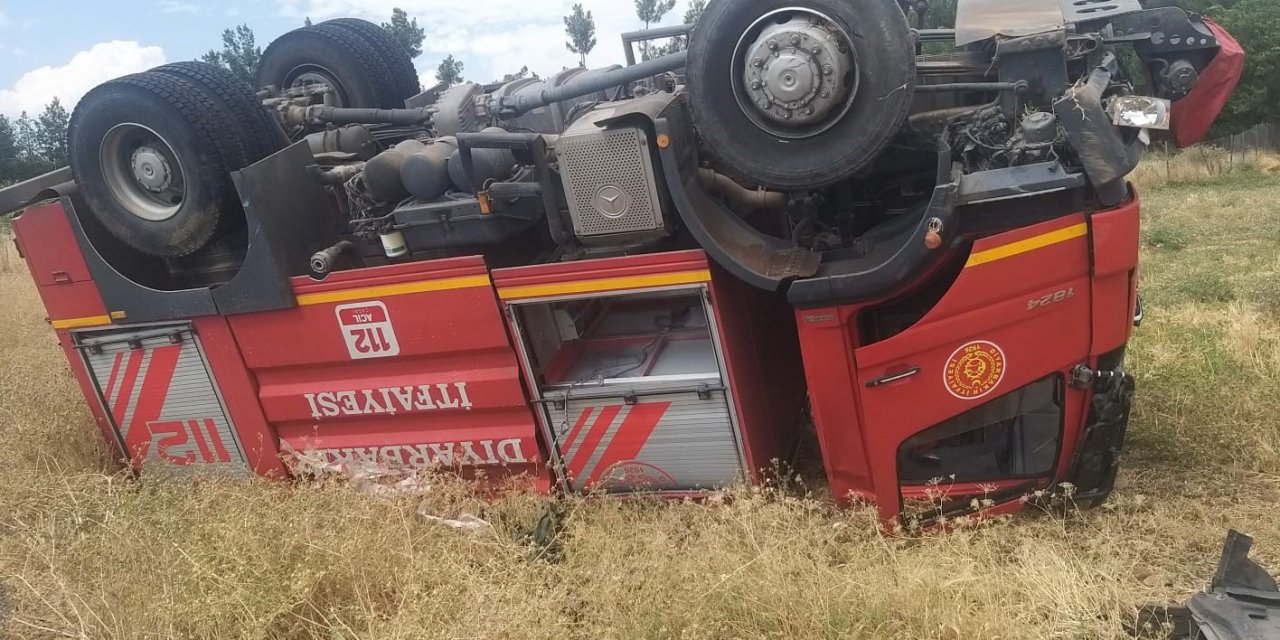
[731,7,861,140]
[99,123,186,222]
[286,64,349,107]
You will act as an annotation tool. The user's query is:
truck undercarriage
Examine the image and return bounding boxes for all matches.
[2,0,1243,526]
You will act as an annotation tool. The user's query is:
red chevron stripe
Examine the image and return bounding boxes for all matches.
[584,402,671,486]
[121,345,182,464]
[203,419,232,463]
[565,405,621,483]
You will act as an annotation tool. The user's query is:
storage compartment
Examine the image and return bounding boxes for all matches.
[74,323,250,473]
[510,287,746,492]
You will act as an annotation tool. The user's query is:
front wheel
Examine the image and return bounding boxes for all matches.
[687,0,917,188]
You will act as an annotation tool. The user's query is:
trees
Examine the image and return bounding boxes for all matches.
[201,24,262,86]
[0,99,70,185]
[0,116,21,186]
[683,0,708,25]
[34,99,69,170]
[564,3,598,68]
[436,55,465,86]
[634,0,679,61]
[382,8,425,59]
[635,0,678,30]
[1197,0,1280,135]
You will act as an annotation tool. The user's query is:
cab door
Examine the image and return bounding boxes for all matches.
[851,216,1095,523]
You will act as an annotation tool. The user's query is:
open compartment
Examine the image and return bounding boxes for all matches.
[509,286,747,493]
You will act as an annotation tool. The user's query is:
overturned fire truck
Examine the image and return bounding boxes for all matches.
[2,0,1243,524]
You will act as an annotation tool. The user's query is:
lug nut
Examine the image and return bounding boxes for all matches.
[823,64,833,75]
[820,89,831,98]
[791,34,802,46]
[752,57,764,68]
[767,40,778,50]
[750,80,762,90]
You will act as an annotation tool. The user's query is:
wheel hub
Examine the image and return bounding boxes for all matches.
[736,9,859,138]
[131,146,172,193]
[99,123,186,223]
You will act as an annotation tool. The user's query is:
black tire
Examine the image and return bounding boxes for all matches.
[152,61,290,159]
[257,23,406,109]
[322,18,421,103]
[687,0,916,188]
[69,72,249,257]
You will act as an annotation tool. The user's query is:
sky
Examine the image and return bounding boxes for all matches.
[0,0,672,119]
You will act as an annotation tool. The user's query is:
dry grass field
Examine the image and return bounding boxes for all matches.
[2,153,1280,639]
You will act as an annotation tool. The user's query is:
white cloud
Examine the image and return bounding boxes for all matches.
[0,10,9,28]
[158,1,201,14]
[276,0,673,84]
[0,41,167,118]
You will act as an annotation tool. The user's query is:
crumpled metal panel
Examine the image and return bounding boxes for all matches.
[956,0,1065,46]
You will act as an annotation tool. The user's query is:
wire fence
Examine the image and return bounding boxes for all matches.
[1202,122,1279,167]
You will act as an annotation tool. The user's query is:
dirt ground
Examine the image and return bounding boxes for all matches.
[1,155,1279,639]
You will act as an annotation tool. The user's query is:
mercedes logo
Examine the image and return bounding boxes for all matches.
[594,185,632,219]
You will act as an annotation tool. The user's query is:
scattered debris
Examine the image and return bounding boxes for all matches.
[516,502,566,563]
[1133,530,1280,639]
[415,505,491,532]
[285,446,432,496]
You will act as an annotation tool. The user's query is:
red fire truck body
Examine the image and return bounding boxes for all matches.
[13,191,1139,523]
[3,0,1243,525]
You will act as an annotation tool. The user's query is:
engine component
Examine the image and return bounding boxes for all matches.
[69,68,283,257]
[1021,111,1057,145]
[381,229,409,258]
[687,0,917,188]
[449,128,517,193]
[557,105,666,243]
[364,140,425,203]
[305,125,379,160]
[311,163,365,185]
[432,83,484,136]
[698,169,787,211]
[257,21,414,109]
[400,137,458,201]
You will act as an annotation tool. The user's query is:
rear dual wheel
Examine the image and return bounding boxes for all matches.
[69,64,285,257]
[257,18,421,109]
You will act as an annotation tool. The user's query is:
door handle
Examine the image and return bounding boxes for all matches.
[866,367,921,388]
